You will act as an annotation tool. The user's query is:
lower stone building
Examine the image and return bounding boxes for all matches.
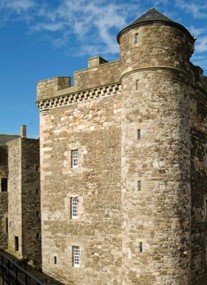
[0,126,41,267]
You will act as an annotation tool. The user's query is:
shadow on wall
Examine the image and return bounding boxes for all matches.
[0,249,64,285]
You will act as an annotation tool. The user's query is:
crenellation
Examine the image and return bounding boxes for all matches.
[37,76,71,101]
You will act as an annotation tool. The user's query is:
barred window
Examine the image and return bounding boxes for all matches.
[72,246,80,267]
[71,197,78,219]
[71,150,79,168]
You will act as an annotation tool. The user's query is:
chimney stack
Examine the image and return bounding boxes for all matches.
[20,125,27,138]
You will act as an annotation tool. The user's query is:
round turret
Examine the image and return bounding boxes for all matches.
[120,8,192,285]
[118,8,195,75]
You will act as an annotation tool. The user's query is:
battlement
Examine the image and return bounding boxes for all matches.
[37,59,121,105]
[37,76,71,101]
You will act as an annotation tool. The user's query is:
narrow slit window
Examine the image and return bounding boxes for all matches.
[71,197,78,219]
[5,217,8,233]
[71,149,79,168]
[15,236,19,251]
[54,256,57,264]
[137,180,141,191]
[72,246,80,267]
[135,33,139,44]
[137,129,141,139]
[139,242,143,252]
[1,178,8,192]
[136,79,139,90]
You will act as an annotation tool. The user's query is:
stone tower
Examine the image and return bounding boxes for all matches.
[118,8,194,285]
[0,128,41,266]
[37,8,207,285]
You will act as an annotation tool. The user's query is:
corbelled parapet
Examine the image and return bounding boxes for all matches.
[37,76,71,101]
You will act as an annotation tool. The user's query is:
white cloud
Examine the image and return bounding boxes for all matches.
[196,36,207,53]
[175,0,207,19]
[0,0,36,12]
[28,0,139,56]
[0,0,206,63]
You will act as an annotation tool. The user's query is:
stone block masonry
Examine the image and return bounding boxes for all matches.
[37,8,207,285]
[0,130,41,268]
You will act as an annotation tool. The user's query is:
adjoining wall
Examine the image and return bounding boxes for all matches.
[189,84,207,285]
[7,137,41,265]
[8,139,22,257]
[0,146,8,249]
[21,138,41,266]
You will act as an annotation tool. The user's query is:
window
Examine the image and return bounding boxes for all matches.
[71,197,78,219]
[36,211,39,217]
[136,79,139,90]
[36,233,40,239]
[137,129,141,139]
[15,236,19,251]
[5,217,8,233]
[72,246,80,267]
[1,178,8,192]
[139,242,143,252]
[54,256,57,264]
[71,150,79,168]
[137,180,141,191]
[135,33,139,44]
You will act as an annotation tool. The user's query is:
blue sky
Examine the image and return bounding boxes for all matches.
[0,0,206,138]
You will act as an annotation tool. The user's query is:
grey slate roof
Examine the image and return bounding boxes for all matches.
[117,7,194,43]
[130,8,173,25]
[0,135,20,145]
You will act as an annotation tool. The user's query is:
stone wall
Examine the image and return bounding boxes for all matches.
[7,137,41,265]
[0,146,8,248]
[190,86,207,284]
[21,138,41,266]
[121,69,191,285]
[8,138,22,257]
[39,89,122,285]
[37,9,207,285]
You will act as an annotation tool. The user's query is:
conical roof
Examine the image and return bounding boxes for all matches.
[117,8,194,43]
[131,8,173,25]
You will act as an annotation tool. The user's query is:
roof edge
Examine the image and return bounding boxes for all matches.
[117,19,195,44]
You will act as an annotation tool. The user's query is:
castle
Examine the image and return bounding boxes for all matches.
[1,8,207,285]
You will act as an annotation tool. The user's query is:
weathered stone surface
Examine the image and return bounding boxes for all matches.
[36,8,207,285]
[7,137,41,265]
[0,133,41,266]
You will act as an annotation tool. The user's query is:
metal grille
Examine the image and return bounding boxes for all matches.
[71,150,79,168]
[71,197,78,219]
[72,246,80,267]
